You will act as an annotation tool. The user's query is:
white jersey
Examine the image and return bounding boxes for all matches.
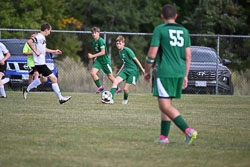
[0,42,9,61]
[32,33,46,65]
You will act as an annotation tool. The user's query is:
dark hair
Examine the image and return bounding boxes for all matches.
[41,23,51,31]
[91,27,100,33]
[162,4,177,19]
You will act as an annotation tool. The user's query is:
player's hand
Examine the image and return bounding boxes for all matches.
[35,51,41,56]
[182,76,188,89]
[0,60,5,65]
[88,53,93,59]
[55,49,62,55]
[141,68,145,74]
[144,72,151,83]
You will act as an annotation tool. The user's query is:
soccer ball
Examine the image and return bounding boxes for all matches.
[101,91,112,102]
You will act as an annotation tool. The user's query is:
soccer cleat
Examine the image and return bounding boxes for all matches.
[23,87,28,99]
[1,96,7,98]
[185,128,198,144]
[59,96,72,104]
[115,87,121,94]
[157,135,169,144]
[101,99,114,104]
[96,86,104,94]
[122,99,128,104]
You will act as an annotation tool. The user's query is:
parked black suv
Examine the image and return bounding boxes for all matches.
[152,46,234,95]
[183,46,234,95]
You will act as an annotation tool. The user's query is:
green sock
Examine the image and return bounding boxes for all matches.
[124,93,128,100]
[173,115,189,133]
[161,120,171,137]
[110,88,116,99]
[94,79,101,87]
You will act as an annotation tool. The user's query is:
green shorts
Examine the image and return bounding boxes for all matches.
[153,77,184,99]
[118,70,138,85]
[93,60,112,74]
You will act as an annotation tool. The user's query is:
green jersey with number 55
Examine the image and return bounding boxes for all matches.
[150,23,191,78]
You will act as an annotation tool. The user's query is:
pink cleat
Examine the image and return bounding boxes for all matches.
[96,86,104,94]
[157,135,169,144]
[115,87,121,94]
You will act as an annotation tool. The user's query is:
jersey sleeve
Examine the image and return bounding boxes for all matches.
[99,39,106,50]
[0,43,9,54]
[126,48,136,59]
[185,29,191,48]
[150,26,161,47]
[32,36,38,44]
[23,43,30,53]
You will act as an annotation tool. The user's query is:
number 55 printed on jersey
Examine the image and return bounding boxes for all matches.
[169,30,184,47]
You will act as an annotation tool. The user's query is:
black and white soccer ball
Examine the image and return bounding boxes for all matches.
[101,91,112,102]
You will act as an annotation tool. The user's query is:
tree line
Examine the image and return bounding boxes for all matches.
[0,0,249,70]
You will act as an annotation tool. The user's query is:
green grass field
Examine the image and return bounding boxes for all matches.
[0,91,250,167]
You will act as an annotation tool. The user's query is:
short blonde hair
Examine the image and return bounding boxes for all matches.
[91,27,100,33]
[116,35,125,43]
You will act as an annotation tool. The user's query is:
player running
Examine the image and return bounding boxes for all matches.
[102,35,144,104]
[23,23,71,104]
[88,27,120,94]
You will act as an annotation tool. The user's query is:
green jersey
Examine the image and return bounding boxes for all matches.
[119,47,138,75]
[91,37,110,64]
[150,23,191,78]
[23,42,35,67]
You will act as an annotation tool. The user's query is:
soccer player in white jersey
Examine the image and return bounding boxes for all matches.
[0,42,11,98]
[23,23,71,104]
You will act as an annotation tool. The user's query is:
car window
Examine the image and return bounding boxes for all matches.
[3,42,25,55]
[191,50,218,63]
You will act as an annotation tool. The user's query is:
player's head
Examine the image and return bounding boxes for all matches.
[161,4,177,20]
[91,27,100,40]
[41,23,52,36]
[116,35,125,50]
[29,32,37,39]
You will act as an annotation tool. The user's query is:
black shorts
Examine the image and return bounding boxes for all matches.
[0,63,7,74]
[35,65,52,77]
[28,67,38,75]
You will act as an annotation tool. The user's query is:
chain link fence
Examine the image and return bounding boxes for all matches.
[0,28,249,95]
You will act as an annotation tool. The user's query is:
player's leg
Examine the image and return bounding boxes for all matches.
[110,76,123,100]
[156,77,197,144]
[103,63,121,94]
[158,111,171,143]
[0,72,7,98]
[48,73,71,104]
[122,83,131,104]
[91,61,103,93]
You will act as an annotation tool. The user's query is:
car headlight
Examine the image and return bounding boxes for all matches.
[46,63,54,70]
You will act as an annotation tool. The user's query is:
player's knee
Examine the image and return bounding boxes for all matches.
[124,87,129,93]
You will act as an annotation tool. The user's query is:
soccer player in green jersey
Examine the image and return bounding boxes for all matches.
[23,32,39,86]
[102,35,144,104]
[88,27,120,94]
[144,4,197,144]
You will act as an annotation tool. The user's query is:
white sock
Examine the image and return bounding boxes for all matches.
[1,78,10,85]
[52,83,63,100]
[0,85,6,97]
[27,78,41,92]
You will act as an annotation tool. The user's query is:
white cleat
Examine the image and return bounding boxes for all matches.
[22,87,28,99]
[122,100,128,104]
[59,96,72,104]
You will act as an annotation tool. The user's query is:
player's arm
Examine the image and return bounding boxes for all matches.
[46,48,62,55]
[88,49,105,59]
[0,52,11,65]
[183,47,191,89]
[133,57,145,74]
[27,38,41,56]
[116,64,125,76]
[144,46,158,83]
